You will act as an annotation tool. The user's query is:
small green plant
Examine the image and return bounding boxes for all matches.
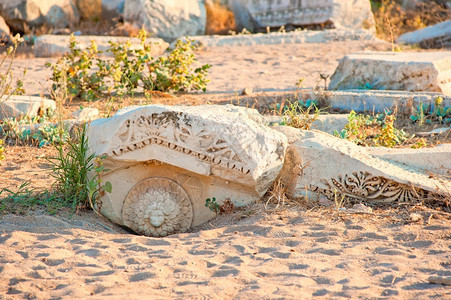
[33,123,70,147]
[411,137,427,149]
[148,38,211,92]
[279,99,321,130]
[0,110,67,147]
[373,112,402,147]
[87,155,112,213]
[205,197,220,214]
[0,182,61,214]
[335,110,371,145]
[411,98,451,126]
[336,110,411,147]
[47,126,110,212]
[47,35,108,102]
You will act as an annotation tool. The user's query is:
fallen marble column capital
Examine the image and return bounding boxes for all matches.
[87,104,287,236]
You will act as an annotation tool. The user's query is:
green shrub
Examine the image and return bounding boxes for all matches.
[148,38,211,92]
[335,110,411,147]
[47,29,211,102]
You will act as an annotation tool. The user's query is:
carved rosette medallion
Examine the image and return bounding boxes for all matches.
[122,178,193,237]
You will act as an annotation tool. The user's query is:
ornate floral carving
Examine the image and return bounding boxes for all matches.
[122,177,193,237]
[312,171,425,203]
[111,112,250,174]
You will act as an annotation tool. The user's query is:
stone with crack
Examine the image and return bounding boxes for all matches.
[87,104,287,237]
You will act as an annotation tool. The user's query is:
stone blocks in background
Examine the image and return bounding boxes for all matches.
[329,51,451,95]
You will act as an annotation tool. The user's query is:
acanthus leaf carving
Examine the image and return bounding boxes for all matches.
[311,171,425,203]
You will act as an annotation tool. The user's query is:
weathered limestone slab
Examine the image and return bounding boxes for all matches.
[297,89,451,113]
[0,96,56,120]
[274,126,450,202]
[176,29,377,48]
[124,0,206,41]
[34,35,169,58]
[328,51,451,95]
[87,105,287,236]
[397,20,451,49]
[229,0,375,33]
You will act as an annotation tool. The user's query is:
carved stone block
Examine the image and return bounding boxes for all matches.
[229,0,375,32]
[87,105,287,237]
[329,51,451,96]
[274,126,450,203]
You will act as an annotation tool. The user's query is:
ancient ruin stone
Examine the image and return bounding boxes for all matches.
[0,96,56,120]
[274,127,450,203]
[34,35,168,58]
[124,0,206,41]
[87,105,287,236]
[397,20,451,49]
[229,0,375,33]
[329,51,451,95]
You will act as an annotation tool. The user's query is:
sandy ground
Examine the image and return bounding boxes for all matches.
[1,38,451,299]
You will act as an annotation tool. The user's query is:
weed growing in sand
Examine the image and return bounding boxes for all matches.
[87,155,112,214]
[47,126,103,211]
[0,109,69,147]
[0,33,25,103]
[205,197,234,215]
[47,29,211,101]
[205,197,220,214]
[335,110,411,147]
[0,182,61,214]
[278,99,321,130]
[410,98,451,126]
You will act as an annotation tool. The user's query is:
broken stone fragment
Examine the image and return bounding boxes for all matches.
[0,95,56,120]
[329,51,451,96]
[87,104,287,237]
[274,126,450,203]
